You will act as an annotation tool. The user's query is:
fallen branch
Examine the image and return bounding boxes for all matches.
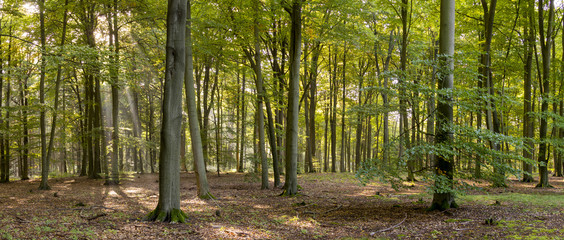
[371,213,408,235]
[81,213,107,221]
[454,227,472,231]
[57,206,118,211]
[15,216,30,223]
[323,205,342,214]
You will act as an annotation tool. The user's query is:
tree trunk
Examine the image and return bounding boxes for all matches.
[19,73,29,180]
[106,0,120,184]
[400,0,414,181]
[521,0,534,182]
[238,66,247,173]
[185,0,212,199]
[145,0,188,223]
[330,48,338,173]
[38,0,49,189]
[536,0,554,188]
[282,0,302,196]
[431,0,457,211]
[340,44,347,173]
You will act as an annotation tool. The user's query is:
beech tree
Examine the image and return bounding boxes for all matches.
[185,0,213,199]
[144,0,188,223]
[430,0,456,211]
[282,0,302,196]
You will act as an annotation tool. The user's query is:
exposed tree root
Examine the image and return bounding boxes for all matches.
[144,208,188,223]
[371,213,408,235]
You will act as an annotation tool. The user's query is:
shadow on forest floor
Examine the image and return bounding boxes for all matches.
[0,172,563,239]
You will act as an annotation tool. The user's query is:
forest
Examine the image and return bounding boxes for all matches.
[0,0,563,239]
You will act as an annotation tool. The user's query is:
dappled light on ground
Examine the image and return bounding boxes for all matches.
[0,173,563,239]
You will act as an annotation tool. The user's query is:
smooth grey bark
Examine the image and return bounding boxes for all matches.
[38,0,50,190]
[400,0,414,182]
[305,42,320,173]
[47,0,70,183]
[430,0,457,211]
[185,0,212,199]
[522,2,535,182]
[238,67,247,173]
[19,71,29,180]
[144,0,188,223]
[536,0,554,188]
[481,0,505,187]
[330,48,338,173]
[282,0,302,196]
[381,30,394,166]
[0,24,3,183]
[125,88,143,173]
[247,0,269,189]
[427,37,437,169]
[106,0,120,185]
[340,44,347,173]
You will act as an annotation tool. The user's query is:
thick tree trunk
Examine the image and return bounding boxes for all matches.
[282,0,302,196]
[536,0,554,188]
[431,0,457,211]
[145,0,189,223]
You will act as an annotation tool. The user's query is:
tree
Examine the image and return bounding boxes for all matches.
[536,0,554,188]
[144,0,189,223]
[243,0,269,189]
[38,0,50,190]
[430,0,457,211]
[282,0,302,196]
[521,0,534,182]
[106,0,120,185]
[185,0,213,199]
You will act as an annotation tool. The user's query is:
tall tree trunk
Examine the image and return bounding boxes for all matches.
[245,0,269,189]
[19,74,29,180]
[382,30,394,166]
[282,0,302,196]
[185,0,212,199]
[536,0,554,188]
[481,0,506,187]
[340,44,347,172]
[38,0,50,189]
[330,49,338,173]
[305,42,320,173]
[238,67,247,173]
[522,0,535,182]
[427,37,437,169]
[145,0,189,223]
[106,0,120,184]
[400,0,414,181]
[0,24,3,183]
[431,0,457,211]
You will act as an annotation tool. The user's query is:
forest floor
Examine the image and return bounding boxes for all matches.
[0,172,563,239]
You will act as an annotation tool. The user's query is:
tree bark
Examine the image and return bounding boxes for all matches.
[145,0,189,223]
[38,0,50,189]
[185,0,212,199]
[431,0,457,211]
[536,0,554,188]
[282,0,302,196]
